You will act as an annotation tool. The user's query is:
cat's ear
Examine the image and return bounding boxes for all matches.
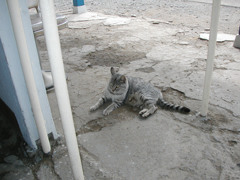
[120,75,126,83]
[110,67,119,75]
[110,67,115,75]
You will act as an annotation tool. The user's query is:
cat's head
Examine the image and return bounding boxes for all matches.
[108,67,128,94]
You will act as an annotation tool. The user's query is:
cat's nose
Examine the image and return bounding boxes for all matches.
[112,86,117,92]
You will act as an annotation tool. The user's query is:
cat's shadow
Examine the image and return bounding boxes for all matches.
[92,102,150,120]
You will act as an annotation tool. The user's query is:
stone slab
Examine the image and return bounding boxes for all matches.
[78,111,239,180]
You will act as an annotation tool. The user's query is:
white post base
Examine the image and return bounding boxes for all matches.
[73,5,87,14]
[233,35,240,48]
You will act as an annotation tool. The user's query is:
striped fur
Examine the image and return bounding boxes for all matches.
[90,67,190,117]
[157,99,190,114]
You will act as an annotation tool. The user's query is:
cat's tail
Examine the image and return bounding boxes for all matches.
[157,99,190,114]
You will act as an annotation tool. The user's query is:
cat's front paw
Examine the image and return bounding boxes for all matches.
[139,109,150,118]
[103,109,111,116]
[90,105,97,112]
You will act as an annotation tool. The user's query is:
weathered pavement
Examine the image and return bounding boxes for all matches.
[1,0,240,179]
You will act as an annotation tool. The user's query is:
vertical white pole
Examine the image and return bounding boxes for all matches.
[7,0,51,153]
[39,0,84,179]
[201,0,221,116]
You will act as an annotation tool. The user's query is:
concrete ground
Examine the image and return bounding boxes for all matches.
[1,0,240,180]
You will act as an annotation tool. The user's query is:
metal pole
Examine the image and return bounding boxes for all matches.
[201,0,221,116]
[7,0,51,153]
[39,0,84,179]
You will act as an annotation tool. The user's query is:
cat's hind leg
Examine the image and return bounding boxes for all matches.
[139,103,157,118]
[90,97,106,112]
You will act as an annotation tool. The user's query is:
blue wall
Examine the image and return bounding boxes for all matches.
[0,39,33,146]
[0,0,57,149]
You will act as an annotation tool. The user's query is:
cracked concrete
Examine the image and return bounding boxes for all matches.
[1,0,240,179]
[49,2,240,178]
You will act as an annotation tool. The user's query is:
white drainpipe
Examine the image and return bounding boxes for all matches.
[39,0,84,179]
[201,0,221,117]
[7,0,51,153]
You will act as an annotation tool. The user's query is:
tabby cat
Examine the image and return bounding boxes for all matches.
[90,67,190,118]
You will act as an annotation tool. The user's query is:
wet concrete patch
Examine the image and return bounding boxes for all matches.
[77,106,136,135]
[78,118,105,134]
[84,47,146,67]
[160,86,189,103]
[135,67,155,73]
[161,87,236,129]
